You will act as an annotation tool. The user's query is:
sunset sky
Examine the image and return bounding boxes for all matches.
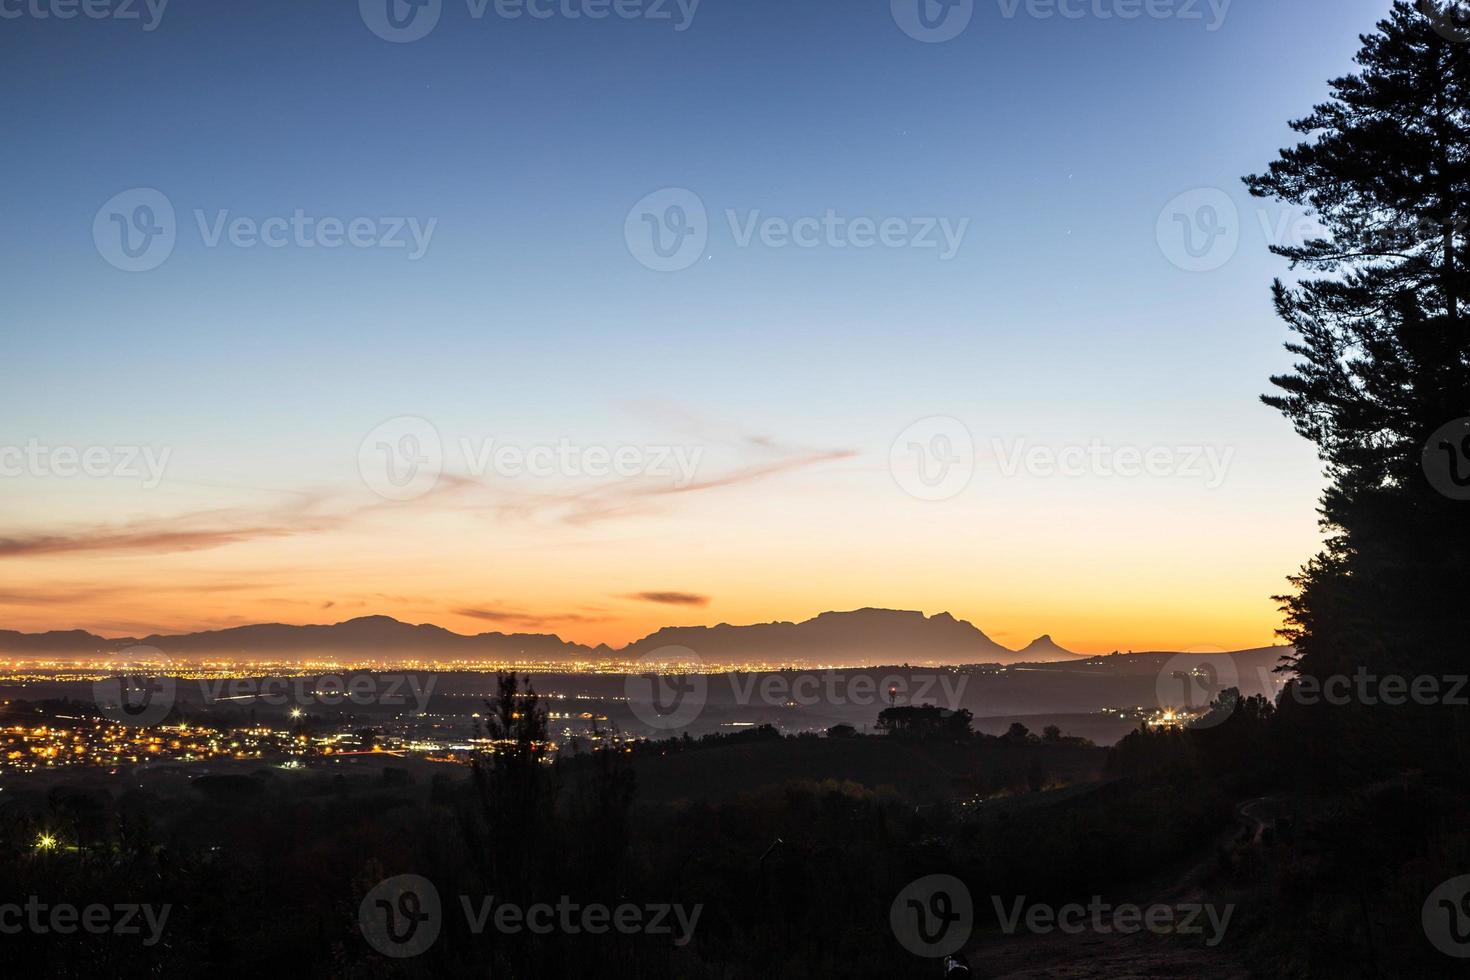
[0,0,1391,653]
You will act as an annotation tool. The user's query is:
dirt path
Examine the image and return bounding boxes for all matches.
[960,798,1275,978]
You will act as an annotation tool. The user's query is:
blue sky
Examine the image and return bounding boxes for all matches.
[0,0,1397,649]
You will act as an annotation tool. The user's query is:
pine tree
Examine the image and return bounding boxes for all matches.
[1245,2,1470,777]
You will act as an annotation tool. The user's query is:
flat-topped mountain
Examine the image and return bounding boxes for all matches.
[624,608,1030,665]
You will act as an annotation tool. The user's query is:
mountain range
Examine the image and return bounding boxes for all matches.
[0,608,1081,666]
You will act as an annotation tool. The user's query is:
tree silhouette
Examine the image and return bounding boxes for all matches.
[469,673,556,906]
[1244,2,1470,779]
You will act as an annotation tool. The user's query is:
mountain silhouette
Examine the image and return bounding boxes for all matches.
[0,609,1085,666]
[1019,634,1075,659]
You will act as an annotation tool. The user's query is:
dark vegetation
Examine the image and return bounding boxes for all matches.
[0,687,1133,978]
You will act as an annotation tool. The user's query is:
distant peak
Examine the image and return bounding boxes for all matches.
[1020,634,1076,659]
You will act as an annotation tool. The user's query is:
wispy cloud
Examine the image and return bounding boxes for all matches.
[0,579,260,605]
[452,606,609,631]
[0,476,483,561]
[0,584,125,606]
[0,410,854,567]
[0,497,339,559]
[621,591,710,607]
[485,446,857,526]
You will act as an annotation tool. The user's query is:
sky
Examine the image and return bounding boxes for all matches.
[0,0,1395,653]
